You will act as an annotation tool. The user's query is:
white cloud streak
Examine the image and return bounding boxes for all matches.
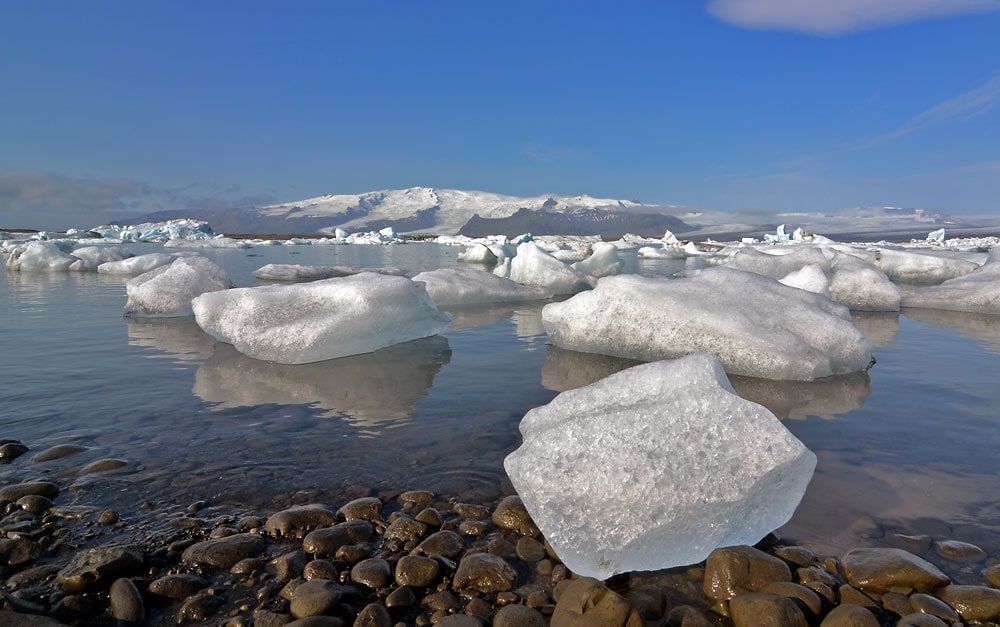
[873,72,1000,143]
[707,0,1000,35]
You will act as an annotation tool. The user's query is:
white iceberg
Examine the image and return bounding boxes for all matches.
[192,273,452,364]
[252,264,404,282]
[412,267,552,306]
[901,251,1000,314]
[98,253,176,275]
[504,352,816,579]
[124,256,233,318]
[456,243,499,265]
[636,245,687,259]
[571,242,623,279]
[65,246,134,271]
[91,219,216,242]
[779,264,830,297]
[164,237,251,249]
[5,242,78,272]
[542,267,874,381]
[872,247,979,283]
[496,241,594,295]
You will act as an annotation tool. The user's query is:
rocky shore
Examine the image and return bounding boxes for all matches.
[1,439,999,626]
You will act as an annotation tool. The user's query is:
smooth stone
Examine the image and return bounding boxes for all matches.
[493,604,547,627]
[934,584,1000,621]
[50,595,93,622]
[458,520,491,537]
[334,543,371,563]
[889,533,933,553]
[453,553,517,593]
[266,505,337,538]
[415,507,443,527]
[181,533,267,569]
[704,545,792,602]
[984,563,1000,588]
[286,618,344,627]
[57,544,144,592]
[382,516,428,543]
[352,602,391,627]
[837,585,879,610]
[625,585,667,622]
[803,582,836,606]
[422,591,462,611]
[384,586,416,608]
[148,573,210,599]
[31,444,88,462]
[897,614,949,627]
[177,592,224,623]
[398,490,434,505]
[0,481,60,503]
[0,537,42,566]
[6,565,59,586]
[774,545,818,567]
[934,540,988,562]
[254,609,294,627]
[550,577,642,627]
[492,495,538,536]
[435,617,483,627]
[338,497,382,522]
[290,579,344,618]
[453,502,490,519]
[797,566,841,588]
[231,557,265,576]
[303,521,373,556]
[414,530,465,559]
[0,611,67,626]
[394,554,440,588]
[515,537,546,562]
[109,577,145,625]
[78,458,128,475]
[841,548,950,593]
[304,559,339,581]
[909,592,961,622]
[819,604,880,627]
[351,558,392,589]
[729,592,807,627]
[0,442,30,459]
[466,597,494,617]
[762,581,824,616]
[273,550,309,583]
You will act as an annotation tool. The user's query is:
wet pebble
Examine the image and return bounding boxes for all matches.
[0,441,30,460]
[0,481,60,503]
[453,502,490,519]
[351,558,392,589]
[383,515,428,543]
[30,444,89,462]
[934,584,1000,621]
[109,577,145,625]
[934,539,988,562]
[338,496,382,522]
[57,544,144,592]
[0,537,42,566]
[703,545,792,603]
[304,559,338,581]
[550,577,641,627]
[984,563,1000,588]
[290,578,344,618]
[394,554,440,588]
[897,613,949,627]
[148,573,211,599]
[492,495,538,536]
[177,592,224,623]
[908,591,961,622]
[515,537,546,562]
[265,504,337,538]
[841,547,950,593]
[78,458,129,475]
[730,592,807,627]
[181,533,266,569]
[302,520,373,556]
[819,603,880,626]
[353,602,392,627]
[454,553,517,593]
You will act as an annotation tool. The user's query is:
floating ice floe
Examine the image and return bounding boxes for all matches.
[901,249,1000,314]
[91,219,216,242]
[98,253,176,275]
[4,241,133,272]
[412,267,552,306]
[252,264,405,282]
[871,247,979,284]
[495,241,594,295]
[124,256,233,318]
[542,267,874,381]
[192,273,452,364]
[504,352,816,579]
[636,245,687,259]
[456,243,499,265]
[571,242,623,279]
[164,237,251,249]
[925,228,946,244]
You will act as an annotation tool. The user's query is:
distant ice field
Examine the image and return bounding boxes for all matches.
[1,241,999,561]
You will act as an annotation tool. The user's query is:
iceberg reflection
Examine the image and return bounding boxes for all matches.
[543,345,870,420]
[126,317,217,363]
[193,337,452,429]
[903,307,1000,353]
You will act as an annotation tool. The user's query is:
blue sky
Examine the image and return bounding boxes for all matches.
[2,1,999,229]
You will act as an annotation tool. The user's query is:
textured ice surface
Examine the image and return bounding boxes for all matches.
[5,242,79,271]
[779,264,830,296]
[571,242,623,278]
[164,237,251,249]
[827,253,900,312]
[92,219,215,242]
[497,241,594,294]
[412,267,551,306]
[504,353,817,579]
[901,255,1000,314]
[457,243,498,265]
[98,253,175,275]
[542,267,874,381]
[66,246,133,271]
[872,248,979,283]
[124,256,233,318]
[252,264,404,282]
[192,273,452,364]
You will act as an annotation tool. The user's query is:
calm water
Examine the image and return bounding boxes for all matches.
[2,241,999,565]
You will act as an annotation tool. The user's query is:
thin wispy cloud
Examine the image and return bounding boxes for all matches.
[707,0,1000,35]
[871,72,1000,144]
[521,143,590,164]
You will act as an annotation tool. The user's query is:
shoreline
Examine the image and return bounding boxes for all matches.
[1,437,997,626]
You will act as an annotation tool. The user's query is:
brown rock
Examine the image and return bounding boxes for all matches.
[394,554,440,588]
[338,497,382,522]
[181,533,266,569]
[453,553,517,593]
[703,545,792,602]
[57,544,144,592]
[729,592,807,627]
[515,537,546,562]
[492,495,538,536]
[934,539,987,562]
[0,611,67,625]
[819,603,880,627]
[78,458,128,474]
[352,602,391,627]
[382,515,428,543]
[290,579,345,618]
[351,558,392,589]
[493,604,547,627]
[266,504,337,538]
[774,545,818,567]
[148,573,210,599]
[762,581,824,616]
[896,614,948,627]
[109,578,144,625]
[30,443,88,462]
[414,530,465,559]
[453,502,490,519]
[398,490,434,505]
[304,559,339,581]
[303,521,373,556]
[934,584,1000,621]
[908,592,960,623]
[0,537,42,566]
[984,563,1000,588]
[841,548,950,593]
[177,592,224,623]
[0,481,59,503]
[550,577,642,627]
[837,585,879,610]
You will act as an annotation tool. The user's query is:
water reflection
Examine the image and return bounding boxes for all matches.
[542,345,871,420]
[126,318,217,362]
[852,311,901,348]
[193,337,452,430]
[902,307,1000,353]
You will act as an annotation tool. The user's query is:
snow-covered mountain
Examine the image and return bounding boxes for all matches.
[134,187,692,238]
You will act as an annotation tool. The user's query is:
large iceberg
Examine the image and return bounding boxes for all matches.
[871,247,979,283]
[412,267,552,306]
[124,256,233,318]
[91,219,215,242]
[542,267,874,381]
[252,264,405,282]
[495,241,594,295]
[900,250,1000,314]
[504,353,817,579]
[98,253,176,275]
[4,241,133,272]
[192,273,452,364]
